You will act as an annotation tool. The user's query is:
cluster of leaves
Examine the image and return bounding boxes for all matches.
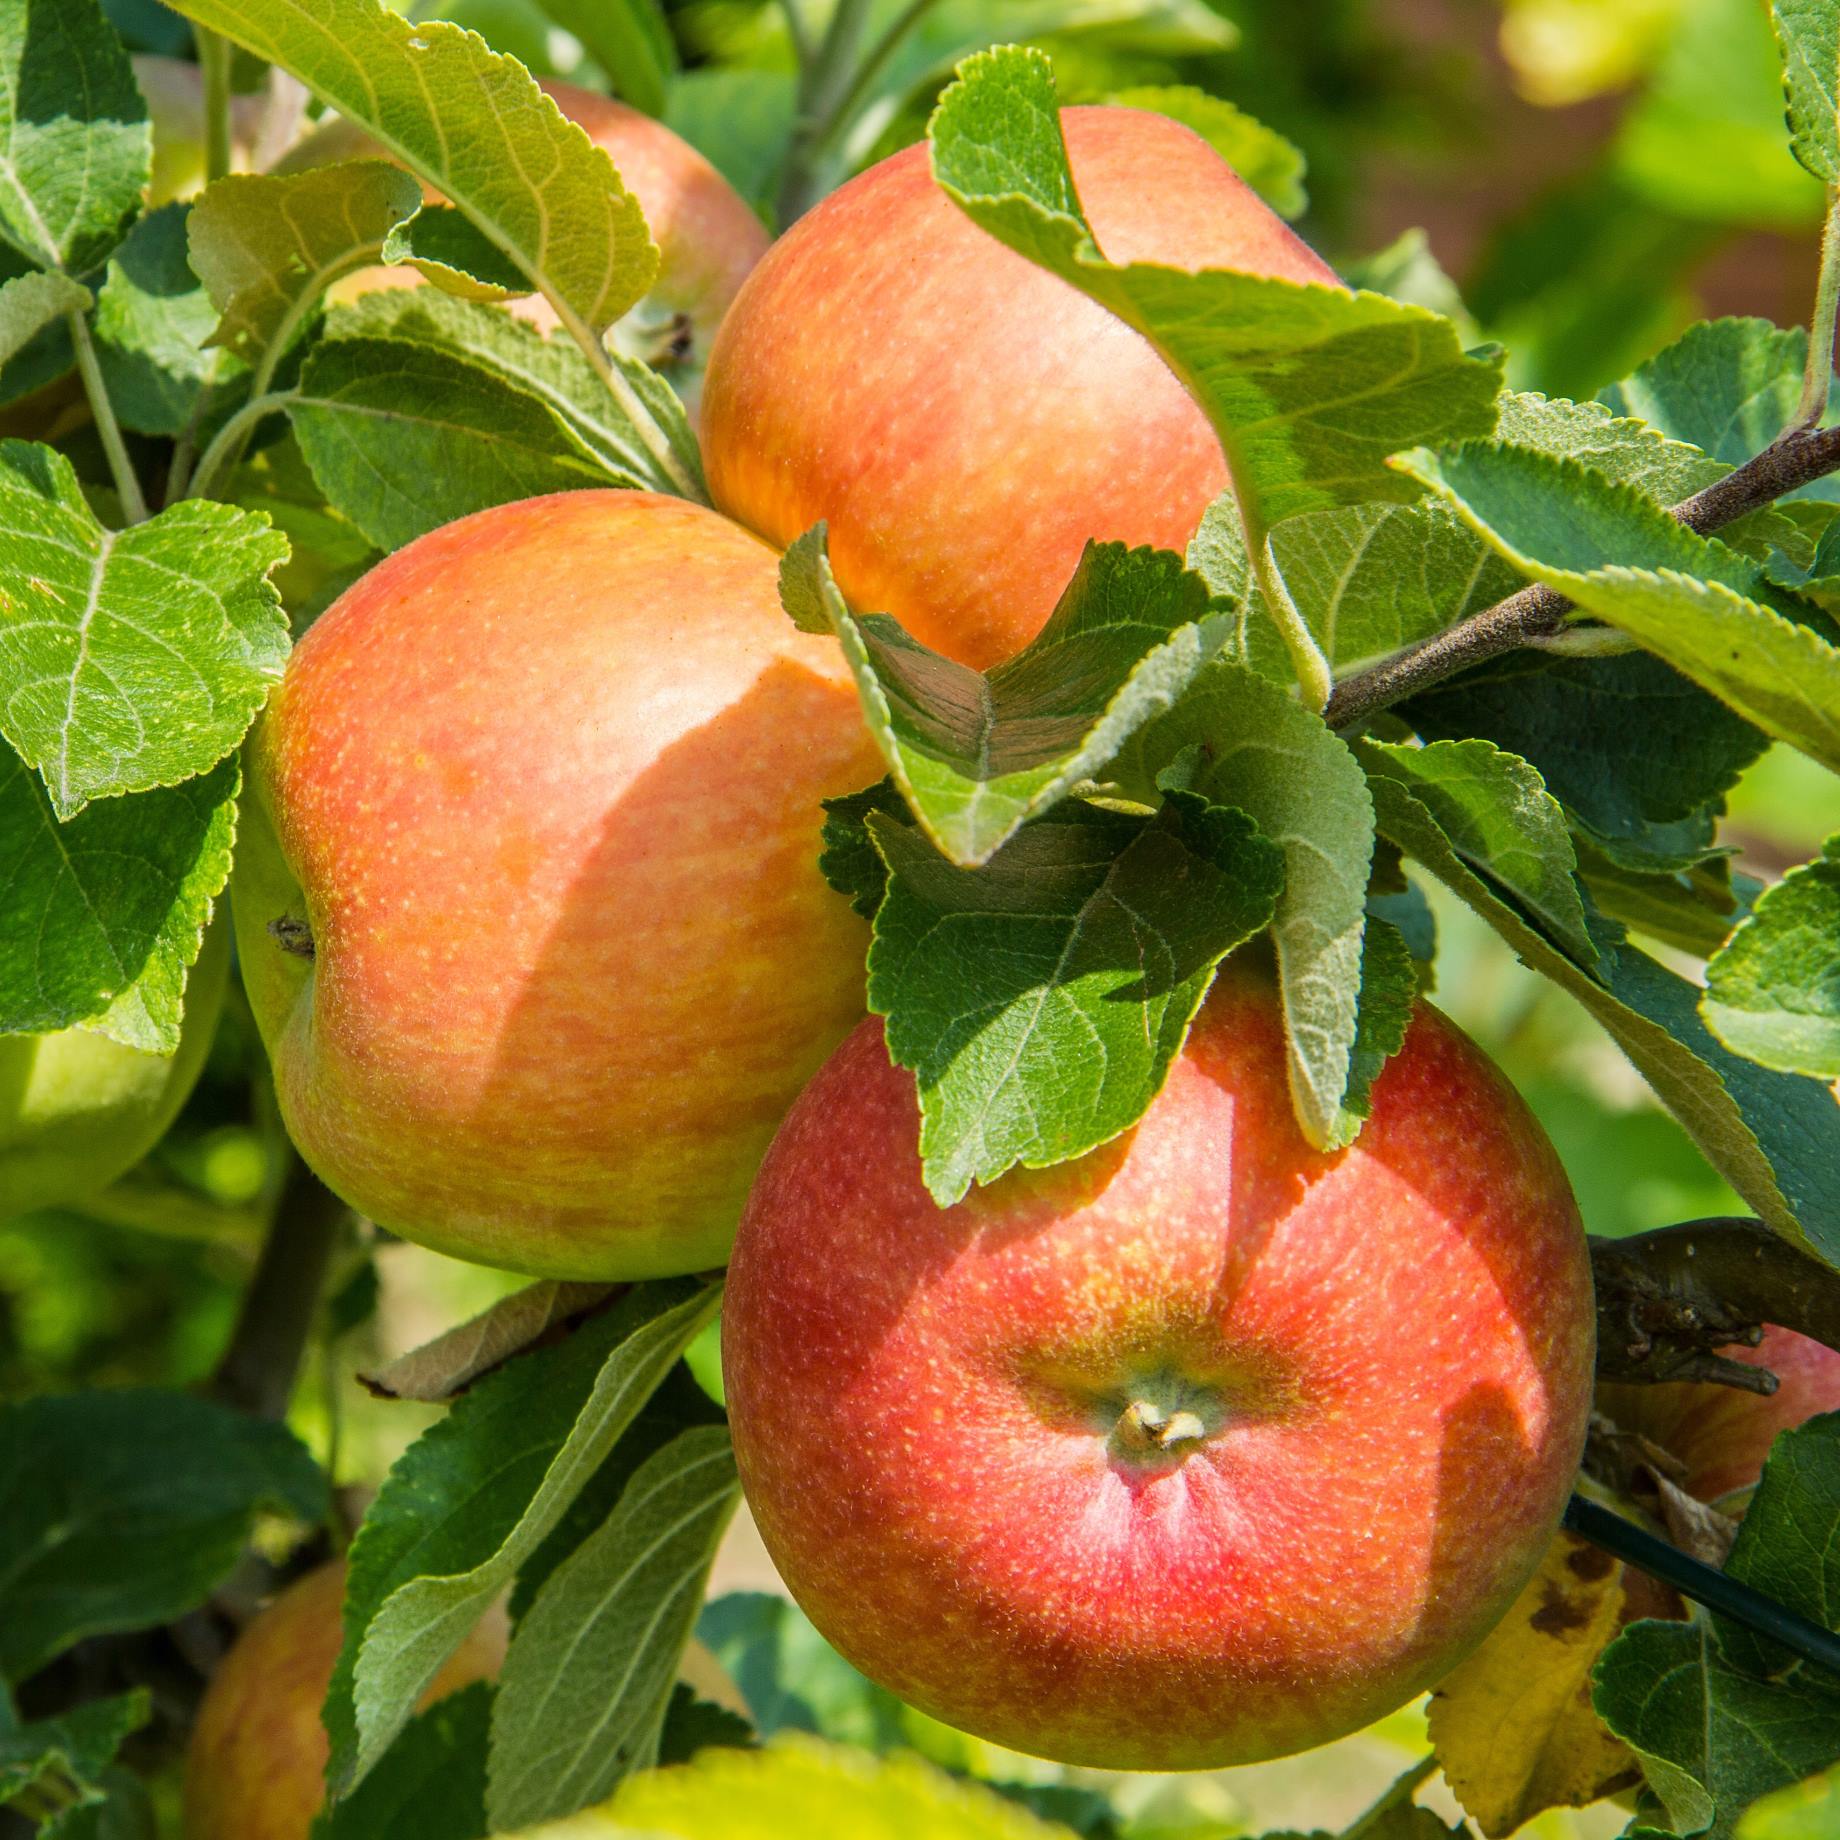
[3,0,1840,1834]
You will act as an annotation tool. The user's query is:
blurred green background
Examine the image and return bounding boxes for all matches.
[10,0,1840,1834]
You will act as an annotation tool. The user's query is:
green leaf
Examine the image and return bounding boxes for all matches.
[509,1735,1085,1839]
[1364,757,1840,1264]
[1396,441,1840,777]
[1773,0,1840,183]
[1334,916,1419,1141]
[326,1280,719,1795]
[1124,664,1376,1150]
[1617,0,1824,227]
[287,336,623,554]
[1739,1765,1840,1838]
[1205,391,1731,687]
[928,48,1501,557]
[327,290,700,499]
[0,1389,325,1682]
[780,526,1233,867]
[380,205,535,303]
[656,1688,756,1767]
[0,1689,150,1820]
[93,203,248,438]
[1578,843,1755,959]
[1704,839,1840,1077]
[509,1365,726,1624]
[0,271,88,367]
[187,161,424,368]
[486,1426,739,1829]
[818,779,905,920]
[1595,1417,1840,1839]
[696,1593,904,1749]
[662,70,794,216]
[1405,651,1767,873]
[533,0,675,117]
[311,1683,491,1840]
[1105,87,1305,219]
[1361,739,1603,972]
[156,0,657,336]
[0,751,237,1052]
[868,795,1282,1204]
[1342,229,1478,345]
[0,440,287,817]
[1597,317,1807,466]
[0,0,149,275]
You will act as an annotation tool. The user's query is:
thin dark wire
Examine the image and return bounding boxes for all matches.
[1563,1494,1840,1681]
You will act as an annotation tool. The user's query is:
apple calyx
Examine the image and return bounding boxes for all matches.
[1107,1379,1224,1468]
[268,915,316,960]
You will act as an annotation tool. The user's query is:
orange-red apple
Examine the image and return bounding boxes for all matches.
[723,961,1596,1769]
[321,81,767,412]
[0,917,229,1220]
[700,106,1340,669]
[232,491,880,1278]
[182,1560,503,1840]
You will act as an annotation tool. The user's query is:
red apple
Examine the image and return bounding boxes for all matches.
[722,960,1596,1769]
[321,81,768,413]
[700,106,1341,670]
[0,917,229,1220]
[1597,1326,1840,1504]
[182,1560,504,1840]
[233,490,881,1278]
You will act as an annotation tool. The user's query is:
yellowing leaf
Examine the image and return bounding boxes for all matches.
[502,1736,1080,1839]
[1427,1533,1640,1837]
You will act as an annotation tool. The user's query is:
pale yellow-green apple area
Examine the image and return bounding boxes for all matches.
[233,490,882,1279]
[0,917,229,1220]
[312,79,768,412]
[700,105,1340,669]
[723,960,1597,1770]
[182,1559,504,1840]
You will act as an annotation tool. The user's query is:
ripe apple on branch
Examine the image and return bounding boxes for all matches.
[5,0,1840,1836]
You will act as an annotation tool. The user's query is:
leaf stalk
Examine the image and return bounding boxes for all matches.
[1798,184,1840,429]
[67,309,149,525]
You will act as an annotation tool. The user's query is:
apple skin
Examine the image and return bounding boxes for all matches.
[182,1560,504,1840]
[722,960,1595,1770]
[0,917,229,1220]
[322,81,767,414]
[700,106,1341,670]
[1597,1326,1840,1505]
[233,490,881,1279]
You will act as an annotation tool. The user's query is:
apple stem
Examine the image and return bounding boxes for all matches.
[211,1151,348,1421]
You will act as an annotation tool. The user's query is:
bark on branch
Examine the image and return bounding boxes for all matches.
[1590,1218,1840,1391]
[1324,422,1840,731]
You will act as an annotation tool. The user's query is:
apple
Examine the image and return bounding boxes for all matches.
[1597,1326,1840,1506]
[699,105,1341,670]
[722,958,1597,1770]
[0,917,229,1220]
[232,489,881,1279]
[182,1559,504,1840]
[316,81,768,414]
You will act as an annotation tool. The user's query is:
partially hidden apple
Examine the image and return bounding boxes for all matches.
[1598,1326,1840,1506]
[722,959,1596,1769]
[233,490,881,1278]
[182,1560,504,1840]
[700,105,1340,669]
[0,917,229,1220]
[318,80,768,413]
